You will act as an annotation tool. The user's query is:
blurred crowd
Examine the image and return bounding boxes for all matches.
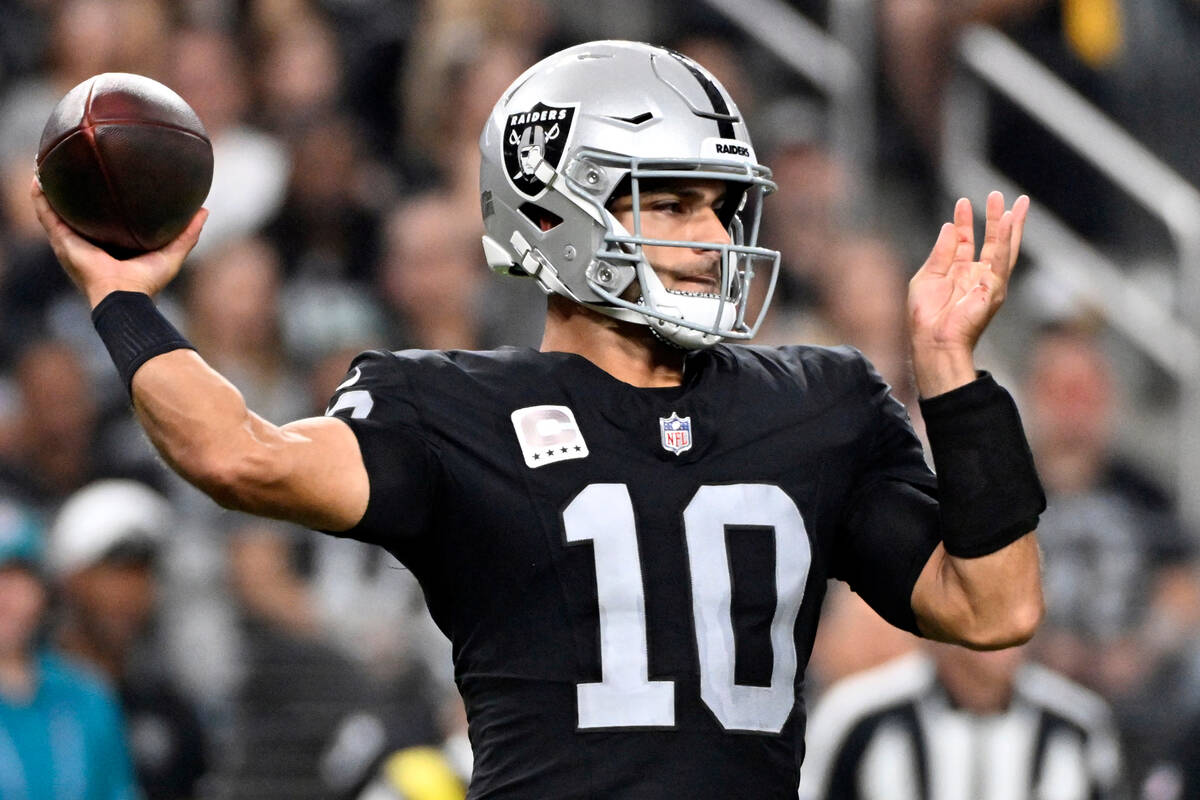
[1,1,1199,798]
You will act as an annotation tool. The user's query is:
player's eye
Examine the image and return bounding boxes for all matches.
[649,199,684,214]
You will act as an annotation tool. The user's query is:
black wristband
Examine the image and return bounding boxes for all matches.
[91,291,195,396]
[919,372,1046,558]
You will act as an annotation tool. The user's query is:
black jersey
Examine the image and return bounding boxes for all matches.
[324,343,941,799]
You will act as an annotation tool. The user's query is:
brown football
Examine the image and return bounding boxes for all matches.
[35,72,213,258]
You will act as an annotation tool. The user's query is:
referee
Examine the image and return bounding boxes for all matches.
[799,643,1125,800]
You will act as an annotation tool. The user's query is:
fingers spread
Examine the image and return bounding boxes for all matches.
[980,204,1014,272]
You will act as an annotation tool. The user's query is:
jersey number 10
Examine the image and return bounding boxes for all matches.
[563,483,812,734]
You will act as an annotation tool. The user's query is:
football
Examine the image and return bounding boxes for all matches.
[35,72,213,258]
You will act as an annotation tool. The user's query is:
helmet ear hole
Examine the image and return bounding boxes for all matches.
[519,203,563,232]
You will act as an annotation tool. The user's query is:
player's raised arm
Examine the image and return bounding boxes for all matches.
[906,191,1046,649]
[31,178,369,532]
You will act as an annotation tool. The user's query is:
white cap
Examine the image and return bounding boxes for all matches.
[48,480,171,576]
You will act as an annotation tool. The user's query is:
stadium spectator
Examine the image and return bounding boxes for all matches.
[233,319,446,693]
[48,479,210,800]
[249,7,344,137]
[874,0,1170,247]
[982,1,1200,254]
[816,233,916,403]
[349,723,471,800]
[806,583,918,695]
[399,33,534,209]
[184,235,308,424]
[0,156,64,365]
[170,234,311,726]
[0,0,50,89]
[0,0,170,169]
[0,0,172,341]
[219,510,442,800]
[799,642,1126,800]
[754,101,853,315]
[755,230,916,411]
[220,347,449,798]
[379,193,541,350]
[165,24,289,257]
[216,602,390,799]
[219,288,442,798]
[377,193,486,351]
[0,496,140,800]
[264,113,386,285]
[1110,0,1200,190]
[0,338,164,511]
[1023,322,1200,781]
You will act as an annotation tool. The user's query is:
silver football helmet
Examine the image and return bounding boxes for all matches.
[479,40,781,349]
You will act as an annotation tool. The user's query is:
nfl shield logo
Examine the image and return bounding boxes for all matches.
[660,412,692,455]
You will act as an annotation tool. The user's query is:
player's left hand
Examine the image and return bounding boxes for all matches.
[907,191,1029,397]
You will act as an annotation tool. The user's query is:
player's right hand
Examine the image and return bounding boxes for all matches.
[30,176,208,309]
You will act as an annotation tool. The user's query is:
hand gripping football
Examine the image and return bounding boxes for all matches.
[35,72,214,257]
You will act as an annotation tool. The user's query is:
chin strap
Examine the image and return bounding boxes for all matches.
[636,267,732,349]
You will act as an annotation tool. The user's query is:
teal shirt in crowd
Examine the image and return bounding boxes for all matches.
[0,651,139,800]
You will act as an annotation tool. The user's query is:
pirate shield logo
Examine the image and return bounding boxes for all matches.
[503,101,577,199]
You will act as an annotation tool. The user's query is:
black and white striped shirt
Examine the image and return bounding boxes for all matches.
[799,653,1124,800]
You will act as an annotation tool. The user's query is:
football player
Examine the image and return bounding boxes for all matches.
[33,40,1044,799]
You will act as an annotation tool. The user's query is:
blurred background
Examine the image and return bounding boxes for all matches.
[1,0,1199,798]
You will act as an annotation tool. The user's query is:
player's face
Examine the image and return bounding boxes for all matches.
[609,179,731,296]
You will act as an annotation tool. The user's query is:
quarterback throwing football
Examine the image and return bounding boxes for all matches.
[34,41,1043,799]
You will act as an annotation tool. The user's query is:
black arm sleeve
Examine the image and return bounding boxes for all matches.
[919,372,1045,558]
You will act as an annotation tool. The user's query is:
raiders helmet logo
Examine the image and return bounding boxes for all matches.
[503,101,577,199]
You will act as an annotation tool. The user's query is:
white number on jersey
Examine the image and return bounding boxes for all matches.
[563,483,811,734]
[325,366,375,419]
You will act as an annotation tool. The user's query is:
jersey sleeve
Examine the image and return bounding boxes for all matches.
[832,353,941,636]
[323,349,438,547]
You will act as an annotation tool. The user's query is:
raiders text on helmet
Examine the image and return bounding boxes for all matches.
[478,40,782,349]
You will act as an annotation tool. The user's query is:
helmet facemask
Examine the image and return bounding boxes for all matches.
[565,152,781,349]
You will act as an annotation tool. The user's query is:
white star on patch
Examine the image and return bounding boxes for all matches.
[511,405,589,468]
